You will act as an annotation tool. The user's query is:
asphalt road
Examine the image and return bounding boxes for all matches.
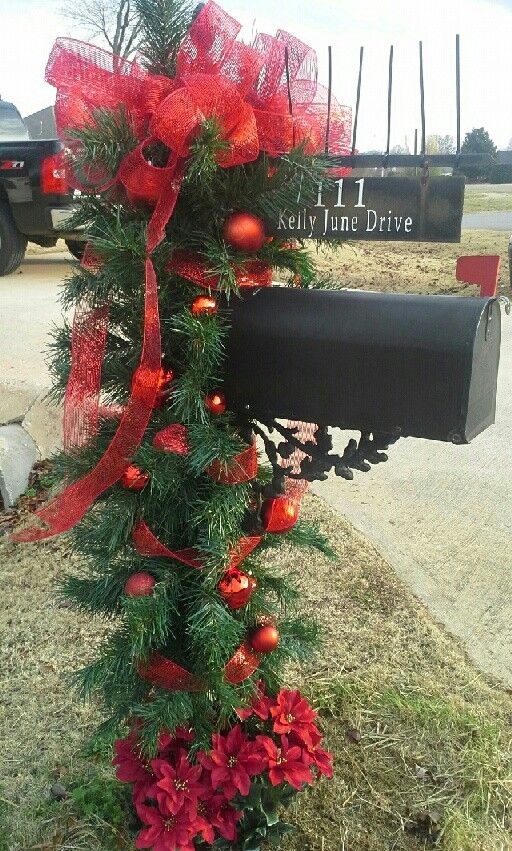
[1,248,511,684]
[462,211,512,231]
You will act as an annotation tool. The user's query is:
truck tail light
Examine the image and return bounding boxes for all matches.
[41,151,68,194]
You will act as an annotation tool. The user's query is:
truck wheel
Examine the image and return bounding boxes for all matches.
[0,202,28,276]
[65,239,85,261]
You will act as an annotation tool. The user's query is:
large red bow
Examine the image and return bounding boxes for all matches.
[14,0,351,544]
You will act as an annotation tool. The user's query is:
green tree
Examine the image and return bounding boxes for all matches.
[426,134,455,155]
[459,127,497,182]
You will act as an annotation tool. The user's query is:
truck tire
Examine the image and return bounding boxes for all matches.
[0,202,27,276]
[65,239,85,261]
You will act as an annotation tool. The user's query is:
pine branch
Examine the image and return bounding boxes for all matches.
[135,0,195,76]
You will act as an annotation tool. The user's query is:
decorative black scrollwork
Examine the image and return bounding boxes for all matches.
[237,411,401,510]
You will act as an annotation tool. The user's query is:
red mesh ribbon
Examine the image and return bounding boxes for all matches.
[207,442,258,484]
[224,642,261,684]
[118,138,180,207]
[46,37,175,141]
[228,535,262,568]
[167,251,272,290]
[138,652,204,692]
[152,423,190,455]
[137,641,261,691]
[14,256,165,542]
[132,520,261,571]
[63,301,110,452]
[132,520,204,569]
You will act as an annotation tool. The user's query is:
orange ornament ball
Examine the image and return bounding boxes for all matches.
[250,624,280,653]
[261,497,299,533]
[124,572,156,597]
[223,212,266,253]
[191,295,218,316]
[205,391,227,415]
[121,465,150,491]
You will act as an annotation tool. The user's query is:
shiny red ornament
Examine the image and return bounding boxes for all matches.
[250,624,280,653]
[218,567,257,609]
[152,423,189,455]
[191,295,218,316]
[223,212,266,253]
[261,497,300,533]
[124,572,156,597]
[205,391,227,415]
[153,367,174,408]
[121,465,150,491]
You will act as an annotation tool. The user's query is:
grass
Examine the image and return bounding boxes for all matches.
[463,185,512,215]
[1,495,511,851]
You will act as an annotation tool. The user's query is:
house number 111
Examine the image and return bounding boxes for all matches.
[315,178,366,209]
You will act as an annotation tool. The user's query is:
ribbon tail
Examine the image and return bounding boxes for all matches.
[13,157,186,544]
[63,301,110,452]
[13,258,162,542]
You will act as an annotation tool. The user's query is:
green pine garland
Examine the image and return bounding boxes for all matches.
[40,1,343,846]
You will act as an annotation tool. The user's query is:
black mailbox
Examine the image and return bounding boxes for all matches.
[223,288,501,443]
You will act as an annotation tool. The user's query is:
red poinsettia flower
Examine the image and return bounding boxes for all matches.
[236,685,274,722]
[135,804,196,851]
[299,739,334,779]
[152,750,204,815]
[309,744,334,778]
[113,730,154,785]
[157,727,195,761]
[192,792,242,844]
[198,724,266,799]
[257,735,314,790]
[211,796,243,841]
[270,689,318,745]
[133,779,157,821]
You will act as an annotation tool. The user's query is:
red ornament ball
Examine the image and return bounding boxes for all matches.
[205,391,227,415]
[124,572,156,597]
[261,497,300,533]
[153,367,174,408]
[218,567,257,609]
[223,212,266,253]
[191,295,218,316]
[121,465,150,491]
[250,624,280,654]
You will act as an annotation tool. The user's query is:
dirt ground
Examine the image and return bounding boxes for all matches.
[1,495,511,851]
[310,229,510,298]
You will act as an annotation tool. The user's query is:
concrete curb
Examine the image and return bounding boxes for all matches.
[0,384,62,508]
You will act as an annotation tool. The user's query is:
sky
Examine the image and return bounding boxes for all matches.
[0,0,511,150]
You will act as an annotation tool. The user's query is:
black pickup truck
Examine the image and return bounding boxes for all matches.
[0,100,83,275]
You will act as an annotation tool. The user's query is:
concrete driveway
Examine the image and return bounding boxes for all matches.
[1,248,511,684]
[313,315,512,685]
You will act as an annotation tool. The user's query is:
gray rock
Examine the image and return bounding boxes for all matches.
[0,424,39,508]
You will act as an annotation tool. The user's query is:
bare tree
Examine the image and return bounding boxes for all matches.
[61,0,142,57]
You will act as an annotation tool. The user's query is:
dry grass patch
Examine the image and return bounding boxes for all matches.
[1,495,511,850]
[308,229,510,298]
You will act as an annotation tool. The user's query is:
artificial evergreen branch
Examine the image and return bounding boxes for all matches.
[135,0,194,76]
